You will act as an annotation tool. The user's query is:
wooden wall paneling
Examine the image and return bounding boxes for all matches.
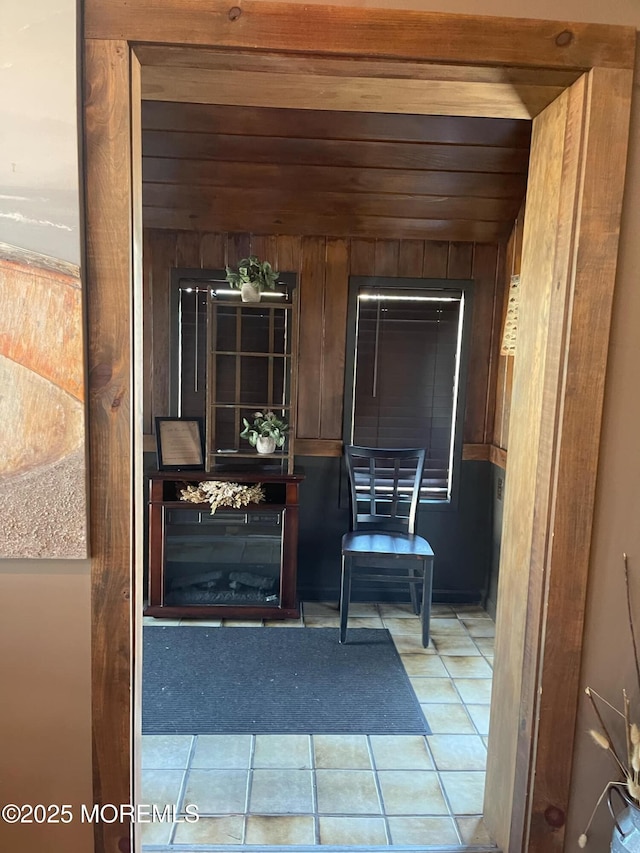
[200,232,226,268]
[447,241,474,279]
[321,238,350,439]
[83,37,133,853]
[149,229,176,422]
[526,66,633,853]
[276,234,302,274]
[421,241,449,278]
[143,157,529,201]
[349,238,375,276]
[296,237,326,438]
[249,234,278,268]
[87,2,636,71]
[397,240,424,277]
[484,243,507,449]
[226,233,251,266]
[484,82,578,851]
[462,243,499,444]
[374,240,400,276]
[142,99,533,148]
[175,230,201,267]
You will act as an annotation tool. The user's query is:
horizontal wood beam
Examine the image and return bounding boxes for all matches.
[142,101,532,148]
[462,443,508,467]
[84,1,636,72]
[142,207,509,242]
[141,64,568,120]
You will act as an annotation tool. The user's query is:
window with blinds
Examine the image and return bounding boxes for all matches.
[345,278,471,503]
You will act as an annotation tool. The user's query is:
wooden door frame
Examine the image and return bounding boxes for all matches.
[82,3,635,851]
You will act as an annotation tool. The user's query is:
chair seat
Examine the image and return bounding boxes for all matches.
[342,530,433,558]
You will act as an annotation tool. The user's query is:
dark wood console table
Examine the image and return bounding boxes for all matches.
[145,470,303,620]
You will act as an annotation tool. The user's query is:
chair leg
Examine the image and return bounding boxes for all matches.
[339,554,352,643]
[408,566,420,615]
[420,556,433,648]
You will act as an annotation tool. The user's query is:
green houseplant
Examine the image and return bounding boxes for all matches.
[240,410,288,454]
[225,256,279,302]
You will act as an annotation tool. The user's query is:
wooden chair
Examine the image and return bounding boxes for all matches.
[340,446,434,647]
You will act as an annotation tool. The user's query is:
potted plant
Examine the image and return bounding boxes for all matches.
[225,256,279,302]
[240,410,288,454]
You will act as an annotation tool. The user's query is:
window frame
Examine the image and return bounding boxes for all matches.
[343,275,473,508]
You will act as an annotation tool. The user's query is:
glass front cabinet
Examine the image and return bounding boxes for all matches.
[146,473,302,619]
[146,272,302,619]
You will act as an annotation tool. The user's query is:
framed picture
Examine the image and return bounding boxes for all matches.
[155,417,205,471]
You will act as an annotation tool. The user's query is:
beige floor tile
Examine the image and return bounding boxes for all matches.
[452,604,488,615]
[457,814,493,844]
[347,615,385,628]
[401,654,448,677]
[440,655,493,679]
[222,619,263,627]
[141,735,193,769]
[430,604,455,617]
[173,815,244,845]
[411,677,458,703]
[302,601,339,617]
[344,602,381,617]
[391,634,435,655]
[183,769,248,814]
[253,734,311,768]
[427,734,487,771]
[387,816,459,845]
[383,617,423,635]
[318,816,387,845]
[144,617,180,625]
[369,735,432,770]
[421,704,475,735]
[440,771,486,814]
[378,602,419,619]
[474,637,496,655]
[460,617,496,637]
[466,704,492,736]
[263,619,303,628]
[249,769,314,813]
[430,635,482,656]
[245,815,316,845]
[140,769,185,810]
[454,678,493,705]
[485,655,494,668]
[313,735,372,769]
[424,617,468,634]
[377,770,448,815]
[303,615,340,628]
[191,735,252,769]
[315,770,381,814]
[179,618,223,627]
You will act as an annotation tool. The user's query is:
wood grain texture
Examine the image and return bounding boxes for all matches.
[485,85,574,851]
[526,66,634,853]
[83,37,133,853]
[85,0,636,70]
[321,239,349,438]
[296,237,326,438]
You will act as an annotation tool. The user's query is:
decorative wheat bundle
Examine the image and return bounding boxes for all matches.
[179,481,265,514]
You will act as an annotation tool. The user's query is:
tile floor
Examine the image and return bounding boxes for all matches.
[140,602,496,851]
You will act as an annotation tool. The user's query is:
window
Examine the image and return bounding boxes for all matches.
[344,277,472,503]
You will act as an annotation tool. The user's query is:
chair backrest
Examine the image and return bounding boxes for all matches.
[344,446,426,535]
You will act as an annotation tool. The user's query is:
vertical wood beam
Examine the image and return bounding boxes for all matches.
[84,37,133,853]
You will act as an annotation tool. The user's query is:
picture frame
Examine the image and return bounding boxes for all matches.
[155,417,205,471]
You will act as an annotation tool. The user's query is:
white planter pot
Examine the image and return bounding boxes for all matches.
[240,283,261,302]
[256,436,276,454]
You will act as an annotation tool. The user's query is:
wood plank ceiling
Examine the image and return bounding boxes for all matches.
[142,101,531,242]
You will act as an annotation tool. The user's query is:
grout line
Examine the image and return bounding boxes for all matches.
[366,734,392,846]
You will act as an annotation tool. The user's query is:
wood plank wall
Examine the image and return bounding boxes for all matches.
[491,203,525,464]
[143,229,505,457]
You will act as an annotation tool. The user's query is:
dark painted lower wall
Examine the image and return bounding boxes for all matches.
[296,455,493,604]
[142,453,494,606]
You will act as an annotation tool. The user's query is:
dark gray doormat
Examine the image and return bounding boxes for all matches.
[142,627,430,735]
